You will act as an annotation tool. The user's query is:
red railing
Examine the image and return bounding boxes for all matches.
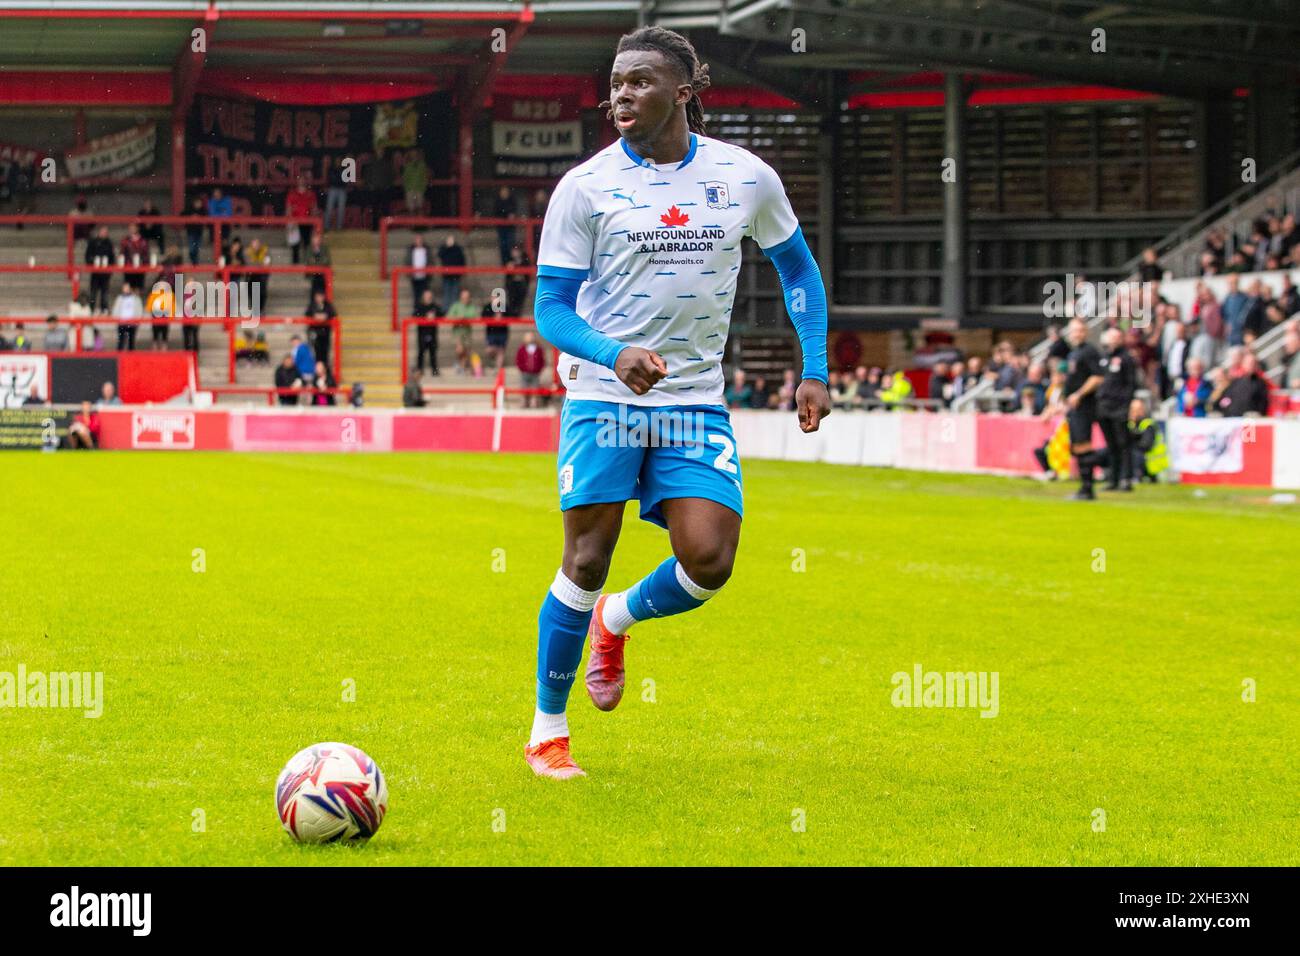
[206,385,355,406]
[389,264,534,331]
[0,314,340,385]
[0,213,325,280]
[378,216,540,279]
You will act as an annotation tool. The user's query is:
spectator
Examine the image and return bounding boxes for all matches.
[482,299,509,371]
[945,361,965,405]
[112,281,143,351]
[403,153,429,215]
[245,237,270,315]
[1020,361,1047,414]
[145,276,175,350]
[964,356,984,391]
[1158,314,1188,400]
[413,287,443,375]
[119,223,150,294]
[878,370,913,409]
[285,177,317,263]
[137,198,165,255]
[206,187,232,220]
[324,157,349,231]
[494,185,518,263]
[749,374,772,410]
[22,384,44,406]
[67,400,100,449]
[1127,398,1162,483]
[928,361,950,407]
[1279,275,1300,318]
[1277,318,1300,387]
[274,353,302,406]
[516,331,546,408]
[69,194,93,241]
[290,334,316,383]
[6,323,32,351]
[1137,247,1162,283]
[43,314,68,352]
[438,234,466,307]
[1241,279,1269,341]
[1221,274,1250,345]
[99,381,121,407]
[312,360,338,406]
[776,368,798,411]
[184,196,206,264]
[180,279,203,354]
[403,368,427,407]
[1175,357,1212,417]
[1187,316,1222,372]
[1216,353,1270,416]
[446,287,478,374]
[504,243,531,320]
[366,153,395,229]
[84,225,115,313]
[303,232,331,299]
[305,290,337,366]
[725,369,753,409]
[408,233,431,305]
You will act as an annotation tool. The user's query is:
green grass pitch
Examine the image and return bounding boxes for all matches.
[2,451,1295,866]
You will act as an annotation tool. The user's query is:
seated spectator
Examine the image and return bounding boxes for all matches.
[1175,357,1212,417]
[252,331,270,365]
[725,369,753,409]
[1127,398,1162,483]
[403,369,427,408]
[42,315,68,352]
[274,353,302,406]
[21,384,44,406]
[67,401,100,449]
[99,381,122,407]
[1215,353,1270,416]
[515,331,547,408]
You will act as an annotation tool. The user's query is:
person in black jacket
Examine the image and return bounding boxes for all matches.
[1217,353,1271,417]
[412,287,443,375]
[1096,328,1139,491]
[274,353,301,406]
[84,225,115,314]
[1063,318,1107,500]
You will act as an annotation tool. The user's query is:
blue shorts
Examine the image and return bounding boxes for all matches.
[557,399,743,529]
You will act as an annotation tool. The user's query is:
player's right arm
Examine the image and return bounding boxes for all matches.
[535,172,665,395]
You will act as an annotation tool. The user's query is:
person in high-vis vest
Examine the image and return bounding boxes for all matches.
[1127,398,1168,482]
[879,370,913,410]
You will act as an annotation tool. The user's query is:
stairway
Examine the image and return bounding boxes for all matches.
[326,231,404,407]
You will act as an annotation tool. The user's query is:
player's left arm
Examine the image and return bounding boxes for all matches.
[751,158,830,433]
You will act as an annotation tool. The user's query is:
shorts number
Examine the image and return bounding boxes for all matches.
[708,433,738,474]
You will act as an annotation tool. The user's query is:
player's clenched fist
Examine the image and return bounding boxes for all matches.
[796,378,832,433]
[614,347,668,395]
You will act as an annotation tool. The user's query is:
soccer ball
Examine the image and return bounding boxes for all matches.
[275,742,388,844]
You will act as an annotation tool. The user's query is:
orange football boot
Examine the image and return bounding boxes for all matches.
[585,594,629,712]
[524,736,586,779]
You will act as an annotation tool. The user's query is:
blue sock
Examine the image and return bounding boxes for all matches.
[625,557,716,622]
[535,572,599,714]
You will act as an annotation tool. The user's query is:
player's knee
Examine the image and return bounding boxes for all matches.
[676,539,736,592]
[562,546,611,592]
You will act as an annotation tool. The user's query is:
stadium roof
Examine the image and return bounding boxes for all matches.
[0,0,1296,104]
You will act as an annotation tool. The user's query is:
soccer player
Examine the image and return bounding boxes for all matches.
[1062,317,1107,501]
[524,26,831,778]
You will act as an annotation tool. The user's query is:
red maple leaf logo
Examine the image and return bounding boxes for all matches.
[659,205,690,227]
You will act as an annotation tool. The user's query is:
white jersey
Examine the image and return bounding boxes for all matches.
[536,133,800,407]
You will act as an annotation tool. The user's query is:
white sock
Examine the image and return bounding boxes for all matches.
[529,708,569,747]
[601,591,637,635]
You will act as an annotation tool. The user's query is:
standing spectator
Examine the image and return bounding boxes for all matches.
[366,153,395,230]
[111,281,143,351]
[402,153,429,215]
[407,233,430,305]
[1192,281,1224,341]
[290,334,315,383]
[928,361,950,407]
[137,198,165,255]
[85,225,114,313]
[403,368,427,408]
[68,194,93,241]
[206,188,232,250]
[303,232,331,299]
[145,268,176,350]
[482,299,509,371]
[245,237,270,315]
[285,177,317,263]
[304,290,337,367]
[1187,315,1222,372]
[184,196,206,264]
[944,361,964,405]
[776,368,798,411]
[725,369,753,408]
[494,185,518,263]
[1159,316,1188,400]
[446,287,478,374]
[1175,357,1212,417]
[312,360,338,406]
[1137,247,1162,283]
[42,314,69,352]
[1278,275,1300,318]
[437,234,466,307]
[1221,274,1250,346]
[515,330,546,408]
[1276,318,1300,385]
[1217,353,1271,416]
[180,279,202,354]
[413,287,442,375]
[120,223,150,294]
[504,243,531,319]
[324,157,350,231]
[274,353,302,405]
[749,375,772,410]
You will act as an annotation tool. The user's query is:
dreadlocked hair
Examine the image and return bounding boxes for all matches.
[598,26,711,135]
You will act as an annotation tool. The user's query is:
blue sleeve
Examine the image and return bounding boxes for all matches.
[534,268,627,370]
[762,228,829,384]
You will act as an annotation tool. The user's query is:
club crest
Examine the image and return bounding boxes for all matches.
[704,181,730,210]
